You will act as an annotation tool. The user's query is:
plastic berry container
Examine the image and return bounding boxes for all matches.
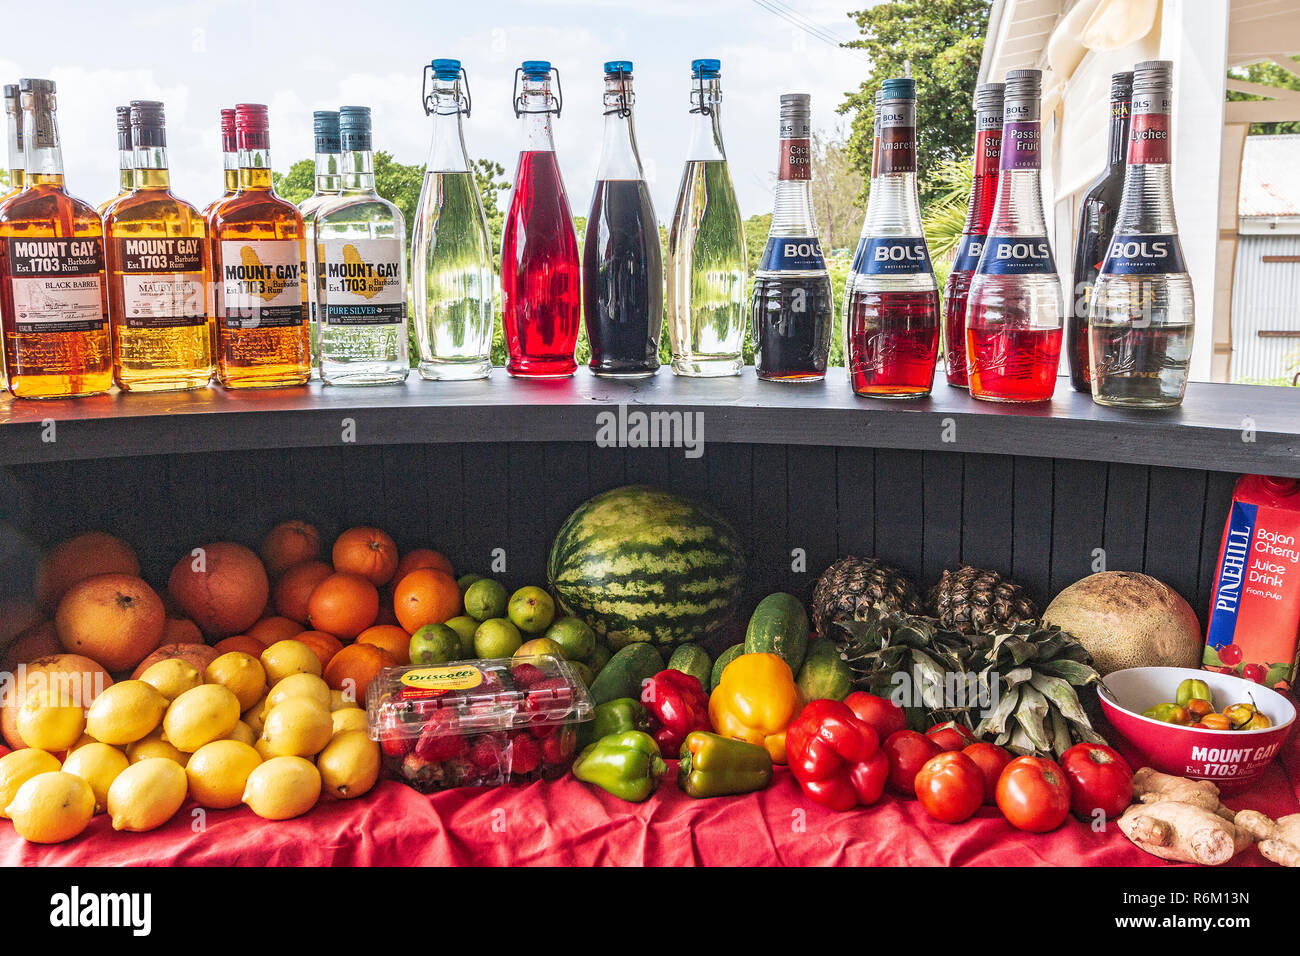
[366,656,593,794]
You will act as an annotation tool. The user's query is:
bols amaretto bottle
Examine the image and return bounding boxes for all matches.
[300,110,342,377]
[965,69,1063,403]
[315,106,409,385]
[1089,60,1194,409]
[1068,71,1132,392]
[751,94,832,382]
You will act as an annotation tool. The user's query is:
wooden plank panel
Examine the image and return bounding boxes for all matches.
[1103,463,1149,572]
[874,449,923,580]
[416,442,463,562]
[1050,459,1108,597]
[460,443,510,582]
[1196,471,1237,624]
[1144,466,1209,611]
[586,443,626,498]
[961,454,1013,574]
[836,447,874,559]
[787,445,838,602]
[706,443,753,573]
[921,450,962,583]
[1011,456,1054,603]
[749,444,789,600]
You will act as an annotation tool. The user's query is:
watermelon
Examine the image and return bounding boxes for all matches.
[744,592,809,672]
[547,486,745,650]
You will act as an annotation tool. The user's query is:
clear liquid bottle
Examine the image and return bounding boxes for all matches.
[583,61,662,377]
[751,93,833,382]
[942,82,1003,388]
[411,59,494,380]
[965,69,1063,403]
[666,58,746,377]
[315,106,409,385]
[300,110,342,378]
[1088,60,1194,409]
[845,77,939,399]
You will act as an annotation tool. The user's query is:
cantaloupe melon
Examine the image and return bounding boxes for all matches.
[1042,571,1201,676]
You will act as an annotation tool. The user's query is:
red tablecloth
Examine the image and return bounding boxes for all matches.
[6,734,1299,867]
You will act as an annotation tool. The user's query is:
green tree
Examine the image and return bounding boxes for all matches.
[374,151,425,229]
[473,158,510,268]
[811,130,865,253]
[272,159,314,204]
[1228,56,1300,135]
[840,0,990,201]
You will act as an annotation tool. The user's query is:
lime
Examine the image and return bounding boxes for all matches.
[514,637,564,661]
[507,586,555,634]
[456,573,483,596]
[569,661,595,687]
[544,616,596,661]
[473,618,522,659]
[445,616,479,657]
[587,643,612,675]
[464,579,508,622]
[409,624,462,666]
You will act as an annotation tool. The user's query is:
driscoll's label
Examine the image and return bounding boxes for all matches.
[1001,120,1040,171]
[220,239,304,329]
[4,237,106,333]
[759,237,826,272]
[976,236,1055,276]
[321,238,405,326]
[114,237,206,329]
[1099,234,1187,276]
[851,237,931,276]
[951,234,986,274]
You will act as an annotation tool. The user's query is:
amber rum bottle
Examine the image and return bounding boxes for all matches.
[209,104,309,388]
[1,84,24,393]
[105,101,211,391]
[200,108,238,372]
[98,106,134,216]
[0,79,112,399]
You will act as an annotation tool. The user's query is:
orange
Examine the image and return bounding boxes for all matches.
[323,644,395,707]
[161,617,202,646]
[332,527,399,587]
[307,572,378,640]
[356,625,412,666]
[247,616,304,645]
[273,560,333,625]
[212,634,266,657]
[260,520,321,578]
[2,653,112,751]
[55,573,165,672]
[393,549,454,585]
[35,532,140,614]
[294,630,344,669]
[393,569,461,634]
[0,621,61,672]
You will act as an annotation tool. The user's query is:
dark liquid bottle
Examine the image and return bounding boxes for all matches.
[582,61,661,377]
[1068,71,1132,393]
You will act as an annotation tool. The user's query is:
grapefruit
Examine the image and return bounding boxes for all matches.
[34,532,140,613]
[55,573,165,672]
[168,541,269,638]
[260,520,322,578]
[2,653,112,751]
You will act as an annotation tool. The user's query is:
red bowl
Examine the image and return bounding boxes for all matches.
[1098,666,1295,793]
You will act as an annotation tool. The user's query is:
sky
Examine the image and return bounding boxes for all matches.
[2,0,877,221]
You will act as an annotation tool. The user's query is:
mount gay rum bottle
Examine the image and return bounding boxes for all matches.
[0,79,112,399]
[98,106,134,216]
[209,104,310,389]
[200,108,237,373]
[943,83,1003,388]
[300,110,341,378]
[0,84,24,393]
[965,69,1063,403]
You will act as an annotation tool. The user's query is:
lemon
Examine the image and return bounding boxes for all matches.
[242,756,320,820]
[163,684,241,753]
[6,771,94,843]
[260,639,322,684]
[67,733,97,753]
[107,758,188,832]
[126,728,186,765]
[260,697,332,758]
[16,688,87,751]
[204,652,267,712]
[265,672,331,711]
[317,731,380,800]
[243,694,268,736]
[138,657,203,701]
[61,743,129,813]
[331,708,368,736]
[0,749,62,820]
[85,680,168,746]
[185,740,262,809]
[225,720,257,746]
[254,735,276,761]
[329,690,351,712]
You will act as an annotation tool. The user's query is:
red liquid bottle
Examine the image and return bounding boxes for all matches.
[502,61,580,378]
[942,83,1003,388]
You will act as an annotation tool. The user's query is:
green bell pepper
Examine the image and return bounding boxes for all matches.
[577,697,651,750]
[571,731,666,802]
[678,731,774,798]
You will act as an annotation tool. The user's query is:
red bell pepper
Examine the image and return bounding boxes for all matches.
[786,699,888,812]
[641,669,711,757]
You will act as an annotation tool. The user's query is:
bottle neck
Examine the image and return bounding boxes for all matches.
[1106,97,1131,170]
[23,99,65,186]
[990,113,1049,236]
[118,149,134,192]
[862,98,922,236]
[5,108,22,187]
[518,81,557,152]
[768,126,817,236]
[340,147,375,193]
[1115,87,1177,234]
[238,145,274,192]
[961,112,1002,234]
[424,89,470,173]
[314,151,342,194]
[685,78,725,163]
[596,109,644,181]
[222,149,238,194]
[133,144,171,190]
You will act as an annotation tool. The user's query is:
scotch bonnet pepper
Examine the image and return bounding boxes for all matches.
[571,730,666,802]
[708,652,803,764]
[641,669,711,756]
[786,699,889,811]
[678,731,773,798]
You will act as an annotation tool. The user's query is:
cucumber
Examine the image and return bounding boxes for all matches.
[666,643,711,688]
[588,643,663,705]
[743,592,810,673]
[796,639,853,702]
[710,643,746,692]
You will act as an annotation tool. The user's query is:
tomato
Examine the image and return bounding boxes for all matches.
[1060,743,1133,820]
[914,751,984,823]
[995,755,1071,832]
[925,720,977,752]
[844,692,907,740]
[961,741,1012,804]
[882,729,942,796]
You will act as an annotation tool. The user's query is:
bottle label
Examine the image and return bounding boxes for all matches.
[977,236,1056,276]
[1128,94,1171,165]
[778,137,811,181]
[877,101,915,175]
[114,237,206,329]
[219,239,304,329]
[1099,233,1186,276]
[974,128,1002,176]
[3,237,106,333]
[759,237,826,271]
[851,237,931,276]
[1001,121,1041,171]
[321,238,405,326]
[951,234,987,274]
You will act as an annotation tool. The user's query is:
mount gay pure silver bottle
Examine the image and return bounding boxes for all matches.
[1088,60,1194,409]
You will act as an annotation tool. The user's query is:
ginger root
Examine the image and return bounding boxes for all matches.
[1133,767,1223,811]
[1234,810,1300,868]
[1119,801,1252,866]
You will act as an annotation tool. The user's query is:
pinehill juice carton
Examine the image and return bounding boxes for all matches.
[1203,475,1300,689]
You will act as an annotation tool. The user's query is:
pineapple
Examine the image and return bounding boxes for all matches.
[811,557,925,638]
[927,566,1038,635]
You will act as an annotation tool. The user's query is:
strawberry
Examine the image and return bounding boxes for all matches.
[415,709,467,762]
[510,732,543,776]
[512,663,545,688]
[468,736,505,772]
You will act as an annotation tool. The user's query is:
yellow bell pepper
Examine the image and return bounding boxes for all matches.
[708,652,803,764]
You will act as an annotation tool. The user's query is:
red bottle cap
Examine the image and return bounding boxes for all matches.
[219,108,236,152]
[234,103,269,150]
